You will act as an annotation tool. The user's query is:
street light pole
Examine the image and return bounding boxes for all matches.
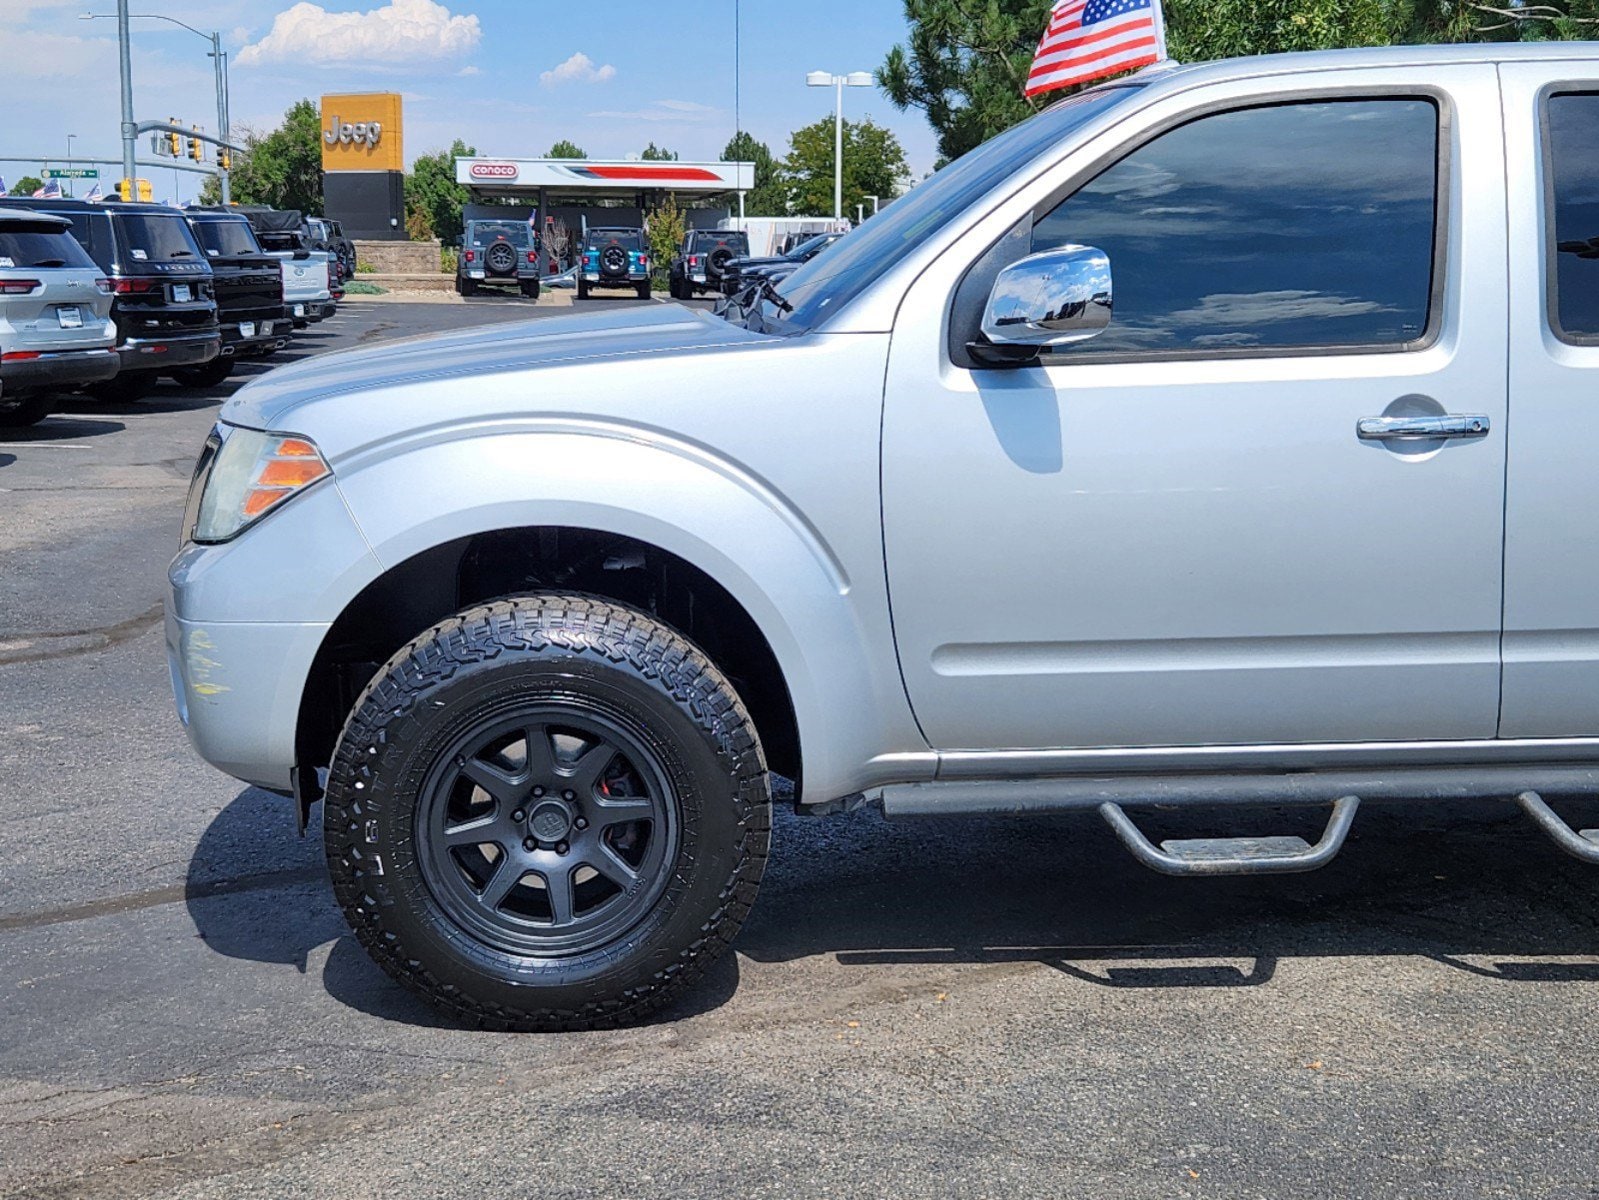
[116,0,136,194]
[807,70,873,222]
[66,134,77,197]
[85,10,231,201]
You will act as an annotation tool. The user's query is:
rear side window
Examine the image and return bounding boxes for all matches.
[116,214,205,262]
[0,225,97,269]
[588,231,642,251]
[1548,92,1599,343]
[191,218,263,258]
[1031,98,1440,356]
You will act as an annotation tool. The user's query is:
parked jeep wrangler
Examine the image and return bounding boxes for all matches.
[576,227,650,300]
[668,229,750,299]
[457,219,540,299]
[170,46,1599,1031]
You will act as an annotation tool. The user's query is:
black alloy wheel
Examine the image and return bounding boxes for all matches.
[708,246,734,280]
[416,713,678,956]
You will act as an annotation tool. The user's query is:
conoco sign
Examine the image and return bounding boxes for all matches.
[470,163,519,179]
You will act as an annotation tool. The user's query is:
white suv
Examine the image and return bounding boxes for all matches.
[0,208,117,426]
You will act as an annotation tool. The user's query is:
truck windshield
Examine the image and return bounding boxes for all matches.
[115,213,205,262]
[191,219,263,259]
[767,84,1143,332]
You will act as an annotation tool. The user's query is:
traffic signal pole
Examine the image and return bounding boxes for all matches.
[116,0,136,195]
[209,29,230,202]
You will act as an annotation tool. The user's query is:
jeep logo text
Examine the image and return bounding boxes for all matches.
[324,116,382,149]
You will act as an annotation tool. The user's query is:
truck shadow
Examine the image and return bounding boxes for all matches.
[183,788,1599,1028]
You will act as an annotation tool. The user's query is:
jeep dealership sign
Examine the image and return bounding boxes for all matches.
[456,158,755,193]
[321,92,403,173]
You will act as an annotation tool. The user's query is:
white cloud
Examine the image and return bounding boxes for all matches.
[589,99,720,123]
[539,52,615,88]
[457,64,481,76]
[236,0,481,67]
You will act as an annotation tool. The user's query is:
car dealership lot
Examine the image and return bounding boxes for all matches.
[4,298,1599,1199]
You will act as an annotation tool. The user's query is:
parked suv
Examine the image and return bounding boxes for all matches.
[307,216,356,282]
[577,227,650,299]
[668,229,749,299]
[169,46,1599,1031]
[457,219,540,298]
[0,208,117,425]
[183,211,287,386]
[720,231,844,297]
[1,198,219,402]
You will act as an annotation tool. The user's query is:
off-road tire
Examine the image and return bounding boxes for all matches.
[636,281,651,300]
[323,594,772,1031]
[170,358,234,389]
[0,395,51,427]
[459,277,478,298]
[85,371,158,403]
[576,278,590,300]
[520,280,540,300]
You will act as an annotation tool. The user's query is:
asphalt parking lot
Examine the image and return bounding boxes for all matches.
[4,296,1599,1199]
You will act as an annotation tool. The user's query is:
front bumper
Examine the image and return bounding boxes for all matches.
[118,331,219,374]
[0,346,118,397]
[166,607,329,792]
[167,473,382,793]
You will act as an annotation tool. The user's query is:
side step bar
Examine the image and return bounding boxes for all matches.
[1098,796,1360,877]
[1516,791,1599,864]
[877,766,1599,879]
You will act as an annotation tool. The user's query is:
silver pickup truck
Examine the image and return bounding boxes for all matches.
[168,44,1599,1030]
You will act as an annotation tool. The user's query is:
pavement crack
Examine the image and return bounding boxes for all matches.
[0,865,327,934]
[0,603,164,666]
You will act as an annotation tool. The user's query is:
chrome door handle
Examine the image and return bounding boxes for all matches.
[1356,414,1491,441]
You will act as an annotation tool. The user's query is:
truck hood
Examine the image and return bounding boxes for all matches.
[222,302,769,435]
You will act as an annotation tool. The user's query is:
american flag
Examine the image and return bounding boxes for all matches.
[31,177,62,199]
[1024,0,1166,98]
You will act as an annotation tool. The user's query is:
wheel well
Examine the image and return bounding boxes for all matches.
[296,526,800,805]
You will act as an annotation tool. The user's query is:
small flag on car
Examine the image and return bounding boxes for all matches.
[32,177,62,199]
[0,176,8,197]
[1025,0,1167,99]
[83,182,103,202]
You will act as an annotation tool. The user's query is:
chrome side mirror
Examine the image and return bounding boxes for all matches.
[981,245,1113,348]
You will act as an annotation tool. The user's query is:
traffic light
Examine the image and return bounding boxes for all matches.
[138,178,152,202]
[218,148,232,172]
[189,127,203,162]
[117,178,153,202]
[119,177,133,200]
[166,120,182,157]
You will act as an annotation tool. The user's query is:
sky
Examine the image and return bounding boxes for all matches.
[0,0,939,205]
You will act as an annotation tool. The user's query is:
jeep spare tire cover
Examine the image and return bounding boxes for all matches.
[707,245,735,279]
[600,245,628,277]
[486,240,517,274]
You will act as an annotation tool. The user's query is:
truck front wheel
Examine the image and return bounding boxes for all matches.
[323,594,771,1030]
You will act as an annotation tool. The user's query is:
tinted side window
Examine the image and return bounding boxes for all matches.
[1549,93,1599,342]
[1032,99,1439,355]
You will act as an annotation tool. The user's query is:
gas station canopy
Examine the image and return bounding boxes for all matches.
[455,157,755,202]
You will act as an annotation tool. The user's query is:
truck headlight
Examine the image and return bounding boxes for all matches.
[193,426,330,543]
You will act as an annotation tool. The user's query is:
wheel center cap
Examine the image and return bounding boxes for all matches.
[528,799,573,842]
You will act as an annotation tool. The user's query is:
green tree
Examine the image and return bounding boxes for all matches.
[640,142,678,160]
[1396,0,1599,41]
[1164,0,1390,61]
[880,0,1052,165]
[646,193,686,289]
[405,139,475,244]
[11,175,43,198]
[721,131,787,216]
[205,100,324,212]
[546,140,586,159]
[779,115,910,219]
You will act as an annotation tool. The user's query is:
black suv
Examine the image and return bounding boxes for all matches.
[457,219,540,298]
[721,231,845,297]
[668,229,749,300]
[0,198,220,401]
[183,211,288,386]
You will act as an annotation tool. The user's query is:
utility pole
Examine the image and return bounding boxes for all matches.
[210,30,230,202]
[117,0,136,194]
